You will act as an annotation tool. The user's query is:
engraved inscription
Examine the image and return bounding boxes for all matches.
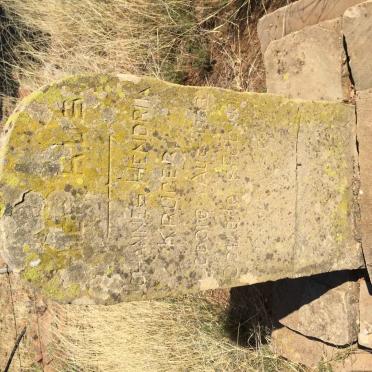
[118,96,153,272]
[62,98,84,119]
[60,132,84,174]
[195,209,210,265]
[128,193,147,251]
[158,150,182,250]
[224,194,240,261]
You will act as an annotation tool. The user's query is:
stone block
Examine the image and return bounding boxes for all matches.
[271,326,340,368]
[258,0,364,54]
[0,74,363,304]
[334,349,372,371]
[264,18,351,101]
[356,89,372,279]
[358,277,372,349]
[343,1,372,91]
[272,272,360,346]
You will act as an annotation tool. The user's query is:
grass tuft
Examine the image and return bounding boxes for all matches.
[41,292,306,372]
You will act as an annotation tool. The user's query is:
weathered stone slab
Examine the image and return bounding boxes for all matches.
[0,74,363,304]
[334,349,372,371]
[343,1,372,91]
[264,18,351,101]
[272,326,372,370]
[356,89,372,279]
[258,0,364,54]
[358,277,372,349]
[271,326,341,368]
[272,272,360,346]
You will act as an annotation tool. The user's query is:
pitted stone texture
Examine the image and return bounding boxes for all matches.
[357,89,372,279]
[258,0,364,54]
[344,1,372,91]
[358,277,372,349]
[272,273,360,345]
[0,74,362,304]
[264,18,351,101]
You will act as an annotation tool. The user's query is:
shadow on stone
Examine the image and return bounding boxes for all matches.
[224,269,364,347]
[272,269,363,321]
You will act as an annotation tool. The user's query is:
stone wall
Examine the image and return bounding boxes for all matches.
[259,0,372,368]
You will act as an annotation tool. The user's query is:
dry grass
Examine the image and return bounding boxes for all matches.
[0,0,294,98]
[0,0,220,93]
[40,293,306,372]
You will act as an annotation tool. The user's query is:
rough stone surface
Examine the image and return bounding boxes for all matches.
[357,89,372,279]
[343,1,372,91]
[271,326,340,368]
[0,74,363,304]
[272,272,360,346]
[334,349,372,371]
[264,18,351,101]
[258,0,364,54]
[358,277,372,349]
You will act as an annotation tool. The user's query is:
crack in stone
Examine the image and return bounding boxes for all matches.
[293,108,301,273]
[13,190,31,209]
[107,134,112,238]
[342,35,356,90]
[343,33,365,267]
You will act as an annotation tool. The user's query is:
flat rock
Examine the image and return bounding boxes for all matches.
[356,89,372,279]
[358,277,372,349]
[264,18,351,101]
[334,349,372,371]
[0,74,363,304]
[258,0,364,54]
[271,326,341,368]
[272,272,360,346]
[343,1,372,91]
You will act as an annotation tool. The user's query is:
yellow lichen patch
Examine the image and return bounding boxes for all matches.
[22,245,83,301]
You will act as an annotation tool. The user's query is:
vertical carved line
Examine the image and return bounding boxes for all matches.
[107,134,112,238]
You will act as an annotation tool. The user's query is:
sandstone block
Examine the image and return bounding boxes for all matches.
[271,326,340,368]
[0,74,363,304]
[358,277,372,349]
[334,349,372,371]
[272,272,360,346]
[258,0,364,54]
[343,1,372,91]
[356,89,372,279]
[264,18,351,101]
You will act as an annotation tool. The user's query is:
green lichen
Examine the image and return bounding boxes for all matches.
[22,245,82,301]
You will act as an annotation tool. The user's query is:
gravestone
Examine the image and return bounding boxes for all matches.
[0,74,363,304]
